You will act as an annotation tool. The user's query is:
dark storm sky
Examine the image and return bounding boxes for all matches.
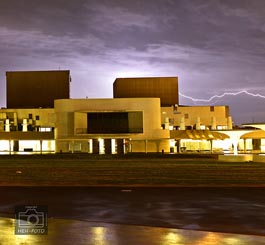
[0,0,264,125]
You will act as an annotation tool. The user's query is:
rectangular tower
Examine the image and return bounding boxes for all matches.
[113,77,178,107]
[6,70,70,108]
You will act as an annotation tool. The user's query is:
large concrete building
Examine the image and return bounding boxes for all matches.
[0,70,264,156]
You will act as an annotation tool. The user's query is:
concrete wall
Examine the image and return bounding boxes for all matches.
[161,105,230,129]
[0,108,55,153]
[0,108,55,132]
[130,139,170,153]
[54,98,170,153]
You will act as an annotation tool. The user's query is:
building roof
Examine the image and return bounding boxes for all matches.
[241,130,265,139]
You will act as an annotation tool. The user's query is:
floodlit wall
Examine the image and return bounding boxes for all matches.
[0,108,55,132]
[54,98,170,153]
[161,105,230,130]
[0,108,55,153]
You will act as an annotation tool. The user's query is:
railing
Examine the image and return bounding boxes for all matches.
[75,128,143,134]
[75,128,88,134]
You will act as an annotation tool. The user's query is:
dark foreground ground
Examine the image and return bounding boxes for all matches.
[1,187,265,237]
[0,154,265,243]
[0,154,265,186]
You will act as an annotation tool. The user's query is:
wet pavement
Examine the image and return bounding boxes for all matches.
[1,217,265,245]
[1,187,265,244]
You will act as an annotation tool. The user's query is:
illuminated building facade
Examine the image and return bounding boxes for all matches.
[55,98,169,154]
[0,70,264,156]
[0,70,69,154]
[0,108,55,153]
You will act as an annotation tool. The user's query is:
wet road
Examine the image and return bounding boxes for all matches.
[1,217,265,245]
[0,187,265,244]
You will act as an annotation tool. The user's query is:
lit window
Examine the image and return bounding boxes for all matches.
[217,125,227,130]
[200,125,206,130]
[40,127,52,132]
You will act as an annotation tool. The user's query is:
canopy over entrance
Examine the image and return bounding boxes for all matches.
[170,130,229,140]
[241,130,265,139]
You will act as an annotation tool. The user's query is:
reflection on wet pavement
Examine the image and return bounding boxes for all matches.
[0,217,265,245]
[1,187,265,240]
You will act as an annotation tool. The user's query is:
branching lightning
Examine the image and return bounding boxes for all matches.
[179,90,265,103]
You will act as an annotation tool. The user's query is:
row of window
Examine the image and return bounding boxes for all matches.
[3,125,53,132]
[162,124,227,130]
[173,106,215,113]
[2,113,40,120]
[28,114,40,120]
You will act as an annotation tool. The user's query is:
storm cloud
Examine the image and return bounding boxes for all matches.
[0,0,264,124]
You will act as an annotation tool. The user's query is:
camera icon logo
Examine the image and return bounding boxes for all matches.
[18,207,45,228]
[15,205,48,235]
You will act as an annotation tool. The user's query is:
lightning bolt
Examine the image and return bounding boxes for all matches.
[179,90,265,103]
